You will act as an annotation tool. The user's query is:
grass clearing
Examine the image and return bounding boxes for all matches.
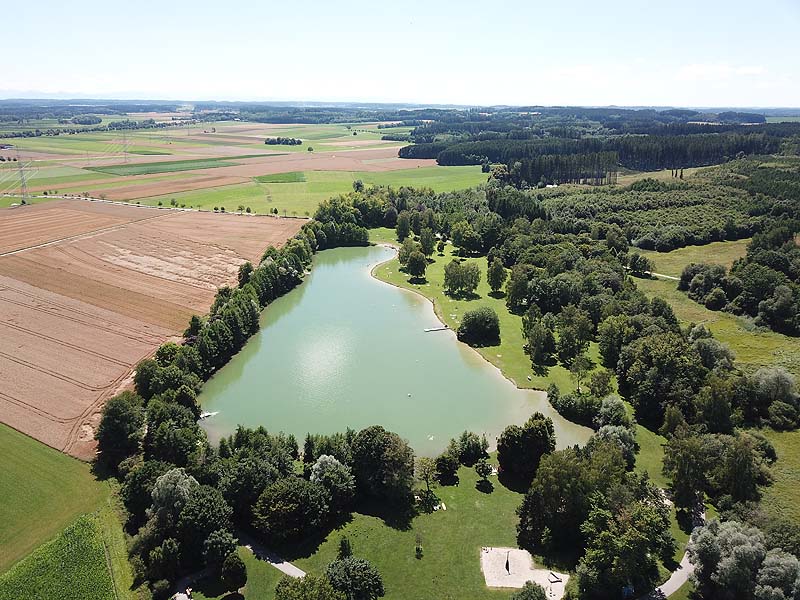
[0,514,115,600]
[0,423,110,573]
[635,277,800,376]
[759,429,800,523]
[640,238,750,277]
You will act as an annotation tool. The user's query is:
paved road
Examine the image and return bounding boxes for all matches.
[238,531,306,578]
[646,271,680,281]
[638,509,706,599]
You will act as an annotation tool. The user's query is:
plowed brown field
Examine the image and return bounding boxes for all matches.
[0,200,303,458]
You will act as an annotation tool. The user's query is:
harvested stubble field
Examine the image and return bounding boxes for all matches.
[0,199,303,459]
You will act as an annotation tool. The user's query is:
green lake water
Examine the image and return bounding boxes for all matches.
[199,245,591,455]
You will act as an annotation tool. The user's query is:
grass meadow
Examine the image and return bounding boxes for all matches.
[0,424,110,572]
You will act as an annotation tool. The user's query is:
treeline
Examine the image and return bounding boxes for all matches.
[94,214,371,598]
[264,136,302,146]
[58,115,103,125]
[0,118,194,139]
[403,133,784,172]
[501,151,619,186]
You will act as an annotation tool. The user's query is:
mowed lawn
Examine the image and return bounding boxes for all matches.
[294,459,521,600]
[639,238,751,277]
[370,228,599,392]
[0,424,110,572]
[138,166,486,216]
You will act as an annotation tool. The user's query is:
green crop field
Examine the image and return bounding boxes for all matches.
[0,514,115,600]
[84,154,275,176]
[0,424,110,573]
[639,238,751,277]
[255,171,306,183]
[139,166,486,216]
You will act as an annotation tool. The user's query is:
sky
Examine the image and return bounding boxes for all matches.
[3,0,800,107]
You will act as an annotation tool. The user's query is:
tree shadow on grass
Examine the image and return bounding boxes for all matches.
[488,290,506,300]
[355,495,416,531]
[408,276,427,284]
[193,575,242,600]
[497,471,531,494]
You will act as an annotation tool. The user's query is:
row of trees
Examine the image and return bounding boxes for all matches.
[265,137,302,145]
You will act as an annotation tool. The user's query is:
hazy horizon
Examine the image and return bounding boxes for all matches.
[5,0,799,107]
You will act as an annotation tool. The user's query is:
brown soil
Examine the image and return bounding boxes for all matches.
[0,199,303,459]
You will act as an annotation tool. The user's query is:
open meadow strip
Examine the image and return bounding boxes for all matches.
[0,200,303,459]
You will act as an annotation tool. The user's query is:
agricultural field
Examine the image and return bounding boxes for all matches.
[0,513,116,600]
[0,423,110,572]
[0,199,303,458]
[137,166,486,217]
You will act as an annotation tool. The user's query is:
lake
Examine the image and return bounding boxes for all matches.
[200,245,591,455]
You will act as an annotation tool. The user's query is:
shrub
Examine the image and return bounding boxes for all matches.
[457,306,500,345]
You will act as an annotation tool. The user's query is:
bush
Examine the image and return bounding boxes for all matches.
[221,552,247,591]
[457,307,500,345]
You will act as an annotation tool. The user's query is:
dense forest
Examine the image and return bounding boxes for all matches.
[396,108,800,186]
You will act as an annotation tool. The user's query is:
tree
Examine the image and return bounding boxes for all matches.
[456,431,489,466]
[487,258,507,294]
[134,358,160,400]
[663,433,708,510]
[497,412,556,484]
[222,552,247,591]
[253,477,330,543]
[457,306,500,345]
[310,455,356,514]
[569,353,593,391]
[396,211,411,241]
[617,332,706,428]
[525,318,556,365]
[474,457,492,482]
[238,261,254,287]
[275,574,346,600]
[437,240,445,254]
[351,426,415,502]
[398,237,417,266]
[451,220,482,254]
[594,396,631,428]
[95,391,144,467]
[689,520,766,599]
[510,582,547,600]
[150,468,199,527]
[415,456,437,496]
[326,557,385,600]
[587,425,639,470]
[587,369,614,398]
[203,529,237,571]
[406,250,427,280]
[178,485,234,567]
[419,227,436,257]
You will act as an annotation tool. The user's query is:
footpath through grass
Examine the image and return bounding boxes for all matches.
[0,424,110,573]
